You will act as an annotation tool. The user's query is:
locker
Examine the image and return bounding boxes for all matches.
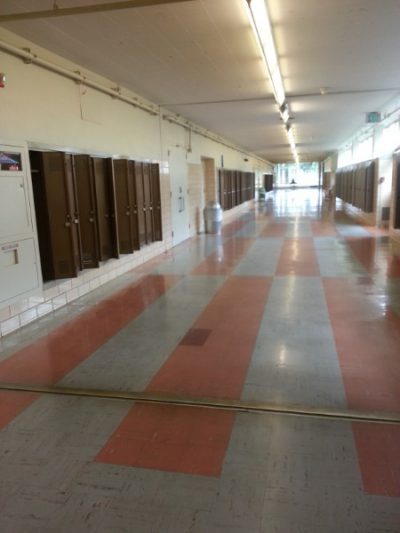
[72,155,100,268]
[142,163,154,243]
[394,155,400,228]
[150,163,163,241]
[91,157,119,260]
[365,161,375,213]
[30,151,81,280]
[133,162,147,247]
[112,159,137,254]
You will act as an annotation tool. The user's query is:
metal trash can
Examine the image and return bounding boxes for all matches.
[204,201,223,234]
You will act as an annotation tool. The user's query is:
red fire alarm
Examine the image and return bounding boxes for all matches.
[0,73,6,88]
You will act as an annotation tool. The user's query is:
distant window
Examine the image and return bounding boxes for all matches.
[338,148,352,168]
[353,137,373,163]
[376,122,400,156]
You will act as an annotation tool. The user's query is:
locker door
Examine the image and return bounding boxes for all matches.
[394,156,400,229]
[91,157,119,260]
[64,154,82,270]
[112,159,134,254]
[365,162,374,213]
[234,171,239,206]
[73,155,100,268]
[150,163,163,241]
[34,151,80,279]
[219,170,226,209]
[142,163,154,243]
[134,162,147,247]
[128,161,140,250]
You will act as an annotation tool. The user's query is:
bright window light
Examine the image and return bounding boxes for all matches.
[376,122,400,156]
[354,136,373,163]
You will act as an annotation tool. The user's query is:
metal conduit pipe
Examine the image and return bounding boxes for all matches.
[0,40,158,116]
[0,39,270,165]
[162,113,269,165]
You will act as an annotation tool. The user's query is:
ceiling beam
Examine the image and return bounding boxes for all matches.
[0,0,195,23]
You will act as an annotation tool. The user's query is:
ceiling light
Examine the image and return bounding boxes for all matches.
[244,0,285,107]
[245,0,297,161]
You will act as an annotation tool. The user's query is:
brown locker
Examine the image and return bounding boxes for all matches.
[218,169,224,208]
[150,163,163,241]
[364,161,375,213]
[394,155,400,228]
[72,155,100,268]
[234,171,239,206]
[142,163,154,243]
[134,162,147,247]
[30,150,81,280]
[91,157,119,260]
[112,159,136,254]
[127,161,140,251]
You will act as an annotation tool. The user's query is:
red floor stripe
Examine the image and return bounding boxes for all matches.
[346,236,400,278]
[0,390,38,430]
[324,278,400,497]
[192,238,254,275]
[310,220,337,236]
[353,423,400,497]
[220,218,248,238]
[97,276,271,476]
[96,404,235,477]
[260,221,287,237]
[0,275,181,385]
[276,237,320,276]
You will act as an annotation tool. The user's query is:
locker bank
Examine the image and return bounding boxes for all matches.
[0,1,399,531]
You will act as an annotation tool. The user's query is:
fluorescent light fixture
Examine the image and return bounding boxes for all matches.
[245,0,298,161]
[245,0,285,106]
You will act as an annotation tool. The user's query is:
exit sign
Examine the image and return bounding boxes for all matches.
[366,112,381,123]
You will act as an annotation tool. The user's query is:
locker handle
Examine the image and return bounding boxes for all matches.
[65,214,71,228]
[89,217,94,223]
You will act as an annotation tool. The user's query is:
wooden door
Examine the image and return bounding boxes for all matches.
[73,154,100,268]
[142,163,154,243]
[150,163,163,241]
[91,157,119,260]
[112,159,134,254]
[134,162,147,247]
[30,151,80,279]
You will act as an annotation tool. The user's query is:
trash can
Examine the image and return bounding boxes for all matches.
[257,187,266,201]
[204,201,223,234]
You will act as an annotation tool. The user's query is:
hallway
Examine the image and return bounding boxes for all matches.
[0,188,399,532]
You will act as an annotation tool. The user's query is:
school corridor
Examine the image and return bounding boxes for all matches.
[0,188,399,532]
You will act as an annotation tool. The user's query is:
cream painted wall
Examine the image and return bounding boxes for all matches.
[0,28,272,336]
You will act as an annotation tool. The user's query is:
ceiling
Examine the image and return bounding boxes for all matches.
[1,0,400,163]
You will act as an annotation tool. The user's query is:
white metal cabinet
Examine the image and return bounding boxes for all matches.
[0,142,42,307]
